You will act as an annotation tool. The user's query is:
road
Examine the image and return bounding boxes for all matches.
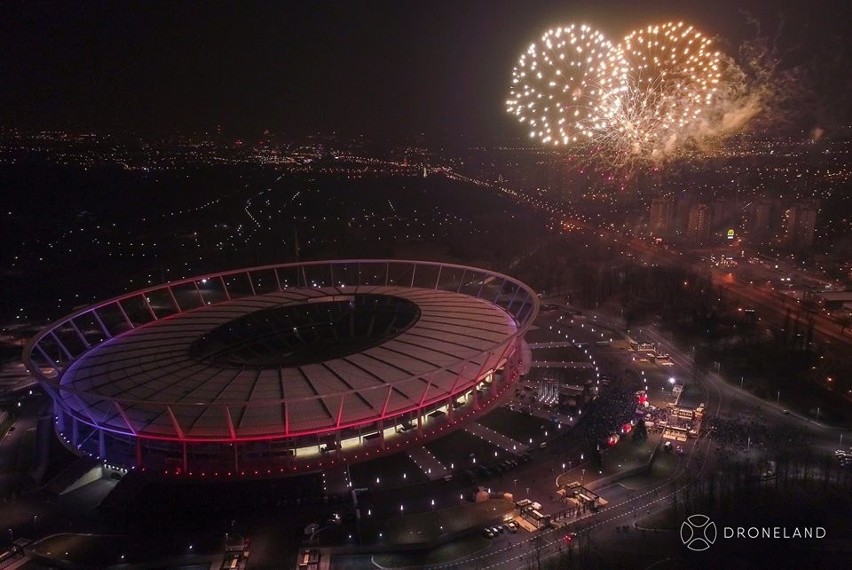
[3,302,847,569]
[438,307,850,569]
[639,325,849,453]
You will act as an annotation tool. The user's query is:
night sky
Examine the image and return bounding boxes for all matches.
[2,0,850,140]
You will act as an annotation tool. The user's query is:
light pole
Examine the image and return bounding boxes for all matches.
[776,390,780,403]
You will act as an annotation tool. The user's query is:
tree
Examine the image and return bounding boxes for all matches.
[631,419,648,443]
[529,531,547,570]
[838,314,851,335]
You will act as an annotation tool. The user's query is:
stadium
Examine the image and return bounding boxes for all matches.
[23,260,538,476]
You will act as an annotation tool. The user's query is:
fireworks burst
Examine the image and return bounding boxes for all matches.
[507,21,770,167]
[505,24,624,146]
[599,22,722,162]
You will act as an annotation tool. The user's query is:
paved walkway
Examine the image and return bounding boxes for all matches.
[407,446,448,479]
[322,462,351,494]
[465,422,528,455]
[530,361,594,369]
[528,341,582,348]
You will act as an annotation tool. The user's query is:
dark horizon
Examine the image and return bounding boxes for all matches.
[2,0,851,140]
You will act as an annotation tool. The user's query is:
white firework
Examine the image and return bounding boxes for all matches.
[506,24,626,146]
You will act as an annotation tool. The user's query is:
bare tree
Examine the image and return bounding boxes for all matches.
[529,531,547,570]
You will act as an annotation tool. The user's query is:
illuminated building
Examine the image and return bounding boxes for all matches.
[687,203,710,245]
[784,200,819,248]
[24,260,538,476]
[649,197,673,236]
[749,200,775,243]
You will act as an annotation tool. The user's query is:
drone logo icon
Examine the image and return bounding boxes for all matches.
[680,514,718,551]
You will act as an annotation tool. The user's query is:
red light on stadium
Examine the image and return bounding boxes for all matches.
[621,423,632,434]
[23,260,538,478]
[607,434,619,446]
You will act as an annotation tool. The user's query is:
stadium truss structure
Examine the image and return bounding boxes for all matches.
[24,260,539,476]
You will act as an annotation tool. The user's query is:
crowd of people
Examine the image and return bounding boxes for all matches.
[583,386,639,449]
[637,401,670,431]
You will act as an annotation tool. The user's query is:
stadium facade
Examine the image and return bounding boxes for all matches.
[24,260,538,476]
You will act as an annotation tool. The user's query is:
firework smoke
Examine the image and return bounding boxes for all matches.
[507,20,793,168]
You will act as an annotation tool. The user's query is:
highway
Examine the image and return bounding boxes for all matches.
[433,306,850,569]
[2,298,847,569]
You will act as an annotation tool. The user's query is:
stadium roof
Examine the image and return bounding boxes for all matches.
[59,285,518,440]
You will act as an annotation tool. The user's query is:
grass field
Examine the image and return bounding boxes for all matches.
[477,407,550,444]
[349,452,429,488]
[425,430,503,470]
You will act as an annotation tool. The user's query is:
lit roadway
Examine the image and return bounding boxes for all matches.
[711,268,852,348]
[442,168,850,350]
[638,325,849,456]
[433,310,849,569]
[427,170,852,567]
[619,234,851,351]
[591,304,848,454]
[2,314,845,568]
[403,311,717,569]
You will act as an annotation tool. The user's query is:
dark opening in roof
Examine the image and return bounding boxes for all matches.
[190,294,420,368]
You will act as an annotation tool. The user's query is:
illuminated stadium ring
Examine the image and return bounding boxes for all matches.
[24,260,538,474]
